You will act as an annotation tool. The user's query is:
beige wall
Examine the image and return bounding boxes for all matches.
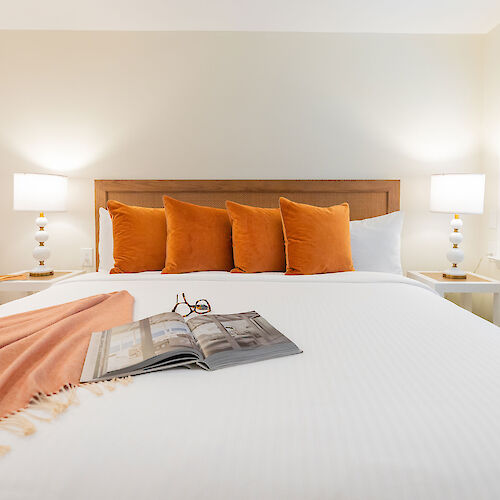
[0,32,485,290]
[475,24,500,320]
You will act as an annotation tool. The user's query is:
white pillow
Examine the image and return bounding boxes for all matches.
[98,207,114,273]
[350,211,404,274]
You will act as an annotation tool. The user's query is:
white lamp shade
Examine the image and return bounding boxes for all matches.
[430,173,485,214]
[13,173,68,212]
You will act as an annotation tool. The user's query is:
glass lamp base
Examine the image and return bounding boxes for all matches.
[443,268,467,279]
[30,264,54,277]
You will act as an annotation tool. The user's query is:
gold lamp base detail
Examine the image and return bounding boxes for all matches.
[443,272,467,280]
[29,270,54,277]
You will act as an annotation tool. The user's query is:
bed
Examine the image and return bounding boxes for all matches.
[1,180,500,500]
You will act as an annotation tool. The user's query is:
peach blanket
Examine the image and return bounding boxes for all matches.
[0,291,134,420]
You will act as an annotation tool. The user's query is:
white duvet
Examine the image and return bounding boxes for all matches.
[1,271,499,500]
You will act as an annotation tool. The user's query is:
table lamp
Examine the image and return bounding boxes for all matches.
[13,173,68,277]
[430,173,485,279]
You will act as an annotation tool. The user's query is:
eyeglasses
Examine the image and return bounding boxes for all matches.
[172,292,211,317]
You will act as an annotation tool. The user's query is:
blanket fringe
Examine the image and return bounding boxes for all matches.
[0,376,133,456]
[0,414,36,437]
[80,382,104,396]
[117,376,133,386]
[0,445,11,456]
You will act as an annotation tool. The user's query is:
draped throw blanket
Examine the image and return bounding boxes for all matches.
[0,291,134,453]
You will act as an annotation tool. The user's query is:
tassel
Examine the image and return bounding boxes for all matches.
[100,380,117,392]
[81,383,104,396]
[26,386,80,422]
[81,376,133,394]
[0,414,36,436]
[117,376,133,386]
[56,385,79,408]
[0,445,11,456]
[24,412,52,423]
[29,393,67,417]
[65,386,80,406]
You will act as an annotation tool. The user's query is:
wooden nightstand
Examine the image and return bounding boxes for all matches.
[407,271,500,327]
[0,270,85,295]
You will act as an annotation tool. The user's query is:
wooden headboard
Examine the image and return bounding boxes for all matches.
[95,179,399,269]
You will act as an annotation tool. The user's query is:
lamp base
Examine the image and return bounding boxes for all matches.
[30,264,54,277]
[444,214,467,280]
[31,212,53,277]
[443,268,467,280]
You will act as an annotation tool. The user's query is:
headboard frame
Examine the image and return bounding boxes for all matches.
[95,179,399,270]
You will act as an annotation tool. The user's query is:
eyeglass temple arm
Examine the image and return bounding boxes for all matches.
[172,293,182,312]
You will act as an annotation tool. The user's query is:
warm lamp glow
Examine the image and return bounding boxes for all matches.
[13,173,68,277]
[13,173,68,212]
[430,173,485,215]
[429,173,485,279]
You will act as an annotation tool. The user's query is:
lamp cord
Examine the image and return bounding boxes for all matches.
[473,255,485,274]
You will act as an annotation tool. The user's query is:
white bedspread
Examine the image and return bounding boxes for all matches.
[1,271,499,500]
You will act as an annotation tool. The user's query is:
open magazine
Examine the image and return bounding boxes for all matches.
[80,311,302,382]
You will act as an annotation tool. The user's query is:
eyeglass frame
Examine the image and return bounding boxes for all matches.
[172,292,211,317]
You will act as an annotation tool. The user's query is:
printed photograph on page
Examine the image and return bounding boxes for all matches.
[187,311,289,358]
[104,312,197,373]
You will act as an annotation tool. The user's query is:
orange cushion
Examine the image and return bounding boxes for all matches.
[279,197,355,275]
[107,200,167,274]
[162,196,233,274]
[226,201,285,273]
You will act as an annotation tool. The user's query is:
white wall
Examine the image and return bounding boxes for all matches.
[0,32,484,284]
[472,23,500,319]
[481,24,500,270]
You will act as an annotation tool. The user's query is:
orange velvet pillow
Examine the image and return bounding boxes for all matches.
[162,196,233,274]
[107,200,167,274]
[226,201,285,273]
[279,197,355,275]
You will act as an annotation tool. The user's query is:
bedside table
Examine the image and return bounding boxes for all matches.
[407,271,500,326]
[0,270,85,294]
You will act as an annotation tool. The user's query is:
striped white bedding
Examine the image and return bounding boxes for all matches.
[0,271,499,500]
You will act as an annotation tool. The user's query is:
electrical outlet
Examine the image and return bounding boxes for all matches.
[81,248,94,268]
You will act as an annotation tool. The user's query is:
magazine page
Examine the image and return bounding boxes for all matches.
[81,312,202,382]
[186,311,302,370]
